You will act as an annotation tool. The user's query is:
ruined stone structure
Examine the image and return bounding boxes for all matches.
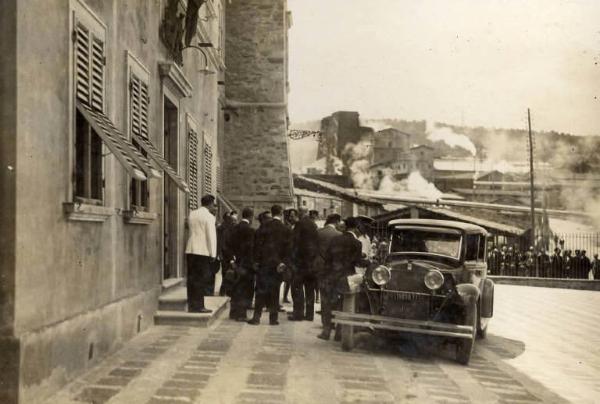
[317,111,375,168]
[223,0,294,211]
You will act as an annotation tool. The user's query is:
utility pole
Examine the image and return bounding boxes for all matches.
[527,108,537,276]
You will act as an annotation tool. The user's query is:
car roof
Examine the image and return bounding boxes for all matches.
[388,219,488,234]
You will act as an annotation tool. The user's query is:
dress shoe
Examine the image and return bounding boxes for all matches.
[236,317,250,322]
[316,310,322,315]
[287,315,304,321]
[317,330,331,340]
[247,319,260,325]
[304,316,314,321]
[278,307,286,313]
[269,321,280,326]
[283,298,290,303]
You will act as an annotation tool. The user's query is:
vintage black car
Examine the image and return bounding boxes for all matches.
[333,219,494,364]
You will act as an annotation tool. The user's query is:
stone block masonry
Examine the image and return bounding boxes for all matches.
[224,0,294,212]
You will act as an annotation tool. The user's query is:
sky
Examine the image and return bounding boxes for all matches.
[287,0,600,135]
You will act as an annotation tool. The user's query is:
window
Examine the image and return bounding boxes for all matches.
[203,141,213,194]
[73,20,105,204]
[188,129,199,210]
[129,73,150,211]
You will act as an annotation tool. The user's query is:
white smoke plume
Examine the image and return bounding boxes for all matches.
[558,181,600,231]
[343,140,375,189]
[378,171,444,199]
[427,124,476,156]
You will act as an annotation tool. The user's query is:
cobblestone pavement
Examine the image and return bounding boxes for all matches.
[46,285,600,404]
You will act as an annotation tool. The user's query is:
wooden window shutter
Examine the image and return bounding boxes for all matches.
[90,36,105,111]
[140,81,149,138]
[74,22,105,111]
[74,23,91,105]
[130,75,141,136]
[188,130,199,210]
[203,143,213,194]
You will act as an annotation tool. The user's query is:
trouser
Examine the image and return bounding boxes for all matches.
[252,271,281,323]
[219,257,234,296]
[291,270,318,320]
[186,254,213,312]
[283,281,291,301]
[319,279,340,329]
[229,268,253,319]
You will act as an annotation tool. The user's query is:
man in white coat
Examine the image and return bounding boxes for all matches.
[185,194,218,313]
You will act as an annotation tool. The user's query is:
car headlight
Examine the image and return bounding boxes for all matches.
[424,269,444,290]
[372,265,391,286]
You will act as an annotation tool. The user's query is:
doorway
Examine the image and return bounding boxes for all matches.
[163,97,179,280]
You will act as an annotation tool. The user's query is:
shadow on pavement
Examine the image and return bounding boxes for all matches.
[351,330,526,363]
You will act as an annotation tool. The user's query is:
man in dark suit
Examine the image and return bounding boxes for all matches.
[229,207,255,321]
[314,214,342,330]
[289,207,320,321]
[318,216,363,340]
[217,211,237,297]
[248,205,292,325]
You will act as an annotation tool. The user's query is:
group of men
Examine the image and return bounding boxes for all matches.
[185,194,367,340]
[487,245,600,279]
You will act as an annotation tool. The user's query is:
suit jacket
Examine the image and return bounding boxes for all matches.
[324,231,363,281]
[254,217,292,271]
[185,207,217,257]
[230,220,255,270]
[314,225,342,277]
[292,216,319,270]
[217,219,236,261]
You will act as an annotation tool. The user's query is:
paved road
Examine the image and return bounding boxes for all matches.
[47,285,600,404]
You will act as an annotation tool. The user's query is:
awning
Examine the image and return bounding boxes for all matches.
[77,102,161,181]
[133,133,190,193]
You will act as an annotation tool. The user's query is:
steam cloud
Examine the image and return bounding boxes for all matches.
[427,125,477,156]
[378,171,443,199]
[342,140,375,189]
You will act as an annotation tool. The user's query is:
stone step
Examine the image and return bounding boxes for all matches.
[161,277,184,294]
[154,296,229,328]
[158,286,188,311]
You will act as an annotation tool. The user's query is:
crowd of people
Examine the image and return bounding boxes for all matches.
[184,194,371,340]
[487,245,600,279]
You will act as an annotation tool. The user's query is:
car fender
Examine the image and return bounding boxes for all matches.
[456,283,480,305]
[480,278,494,318]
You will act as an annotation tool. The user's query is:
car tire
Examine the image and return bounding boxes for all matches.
[456,299,477,365]
[341,293,356,352]
[476,313,488,339]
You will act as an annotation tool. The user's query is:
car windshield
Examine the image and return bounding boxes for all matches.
[390,227,462,259]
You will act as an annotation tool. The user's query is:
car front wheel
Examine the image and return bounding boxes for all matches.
[456,299,477,365]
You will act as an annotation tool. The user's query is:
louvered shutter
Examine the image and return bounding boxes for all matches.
[90,37,105,111]
[203,143,213,194]
[188,130,199,210]
[74,22,104,111]
[75,23,91,104]
[130,75,141,137]
[130,74,150,139]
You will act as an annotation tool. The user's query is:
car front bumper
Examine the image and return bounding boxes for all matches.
[332,311,475,340]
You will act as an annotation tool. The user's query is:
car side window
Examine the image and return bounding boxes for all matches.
[478,236,486,261]
[465,234,479,261]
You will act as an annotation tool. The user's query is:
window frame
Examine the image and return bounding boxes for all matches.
[125,51,152,213]
[70,2,107,206]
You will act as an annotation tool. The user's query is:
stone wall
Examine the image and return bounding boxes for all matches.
[224,0,294,212]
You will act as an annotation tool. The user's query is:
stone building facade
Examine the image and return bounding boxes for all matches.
[0,0,225,402]
[222,0,295,212]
